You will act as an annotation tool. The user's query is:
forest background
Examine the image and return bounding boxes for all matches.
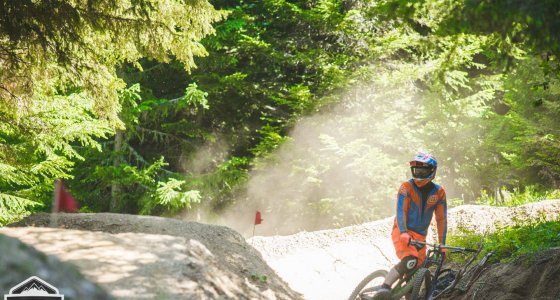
[1,0,560,235]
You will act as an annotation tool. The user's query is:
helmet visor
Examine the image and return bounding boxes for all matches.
[411,166,433,179]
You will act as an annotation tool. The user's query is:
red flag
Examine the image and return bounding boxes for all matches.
[54,180,78,213]
[254,211,263,225]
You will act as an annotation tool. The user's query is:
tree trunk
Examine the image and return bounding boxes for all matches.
[111,130,123,212]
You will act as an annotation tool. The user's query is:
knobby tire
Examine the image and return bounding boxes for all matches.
[411,267,432,300]
[347,269,388,300]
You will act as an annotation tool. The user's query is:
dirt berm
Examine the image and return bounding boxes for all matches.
[1,200,559,300]
[445,247,560,300]
[1,213,302,300]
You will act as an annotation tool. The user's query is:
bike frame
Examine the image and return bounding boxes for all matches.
[367,242,450,300]
[387,272,416,299]
[347,239,486,300]
[410,239,481,299]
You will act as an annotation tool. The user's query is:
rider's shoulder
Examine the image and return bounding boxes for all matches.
[433,183,446,195]
[402,180,415,188]
[398,180,414,194]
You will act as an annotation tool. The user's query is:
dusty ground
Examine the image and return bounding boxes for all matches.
[1,200,559,300]
[249,200,560,300]
[3,213,302,300]
[0,234,111,299]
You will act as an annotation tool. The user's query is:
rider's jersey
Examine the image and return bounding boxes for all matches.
[394,179,447,244]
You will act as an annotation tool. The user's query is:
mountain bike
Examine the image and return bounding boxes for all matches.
[454,249,495,293]
[347,239,486,300]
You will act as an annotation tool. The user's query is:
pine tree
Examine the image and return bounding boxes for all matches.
[0,0,224,223]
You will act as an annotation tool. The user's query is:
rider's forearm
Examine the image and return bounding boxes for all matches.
[435,201,447,244]
[396,192,409,233]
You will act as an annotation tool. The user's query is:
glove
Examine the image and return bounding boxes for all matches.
[441,248,447,261]
[400,232,411,245]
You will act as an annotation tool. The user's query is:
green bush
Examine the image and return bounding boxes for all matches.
[447,216,560,264]
[476,185,560,207]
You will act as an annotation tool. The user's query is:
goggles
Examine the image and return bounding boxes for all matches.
[411,166,434,179]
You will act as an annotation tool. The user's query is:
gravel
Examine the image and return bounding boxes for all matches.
[2,200,559,300]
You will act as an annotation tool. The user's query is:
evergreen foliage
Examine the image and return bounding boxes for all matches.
[0,0,223,222]
[1,0,559,230]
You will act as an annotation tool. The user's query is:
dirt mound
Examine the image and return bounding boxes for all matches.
[0,234,111,299]
[444,247,560,300]
[3,213,302,300]
[446,200,560,234]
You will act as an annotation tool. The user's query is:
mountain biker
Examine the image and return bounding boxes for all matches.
[374,152,447,300]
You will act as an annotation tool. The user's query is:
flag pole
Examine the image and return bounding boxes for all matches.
[251,223,256,246]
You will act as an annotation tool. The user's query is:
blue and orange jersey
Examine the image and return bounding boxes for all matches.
[393,179,447,244]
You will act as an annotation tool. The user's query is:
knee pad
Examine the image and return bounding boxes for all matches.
[396,256,418,275]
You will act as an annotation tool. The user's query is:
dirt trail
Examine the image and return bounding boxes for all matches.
[1,200,559,300]
[250,200,560,300]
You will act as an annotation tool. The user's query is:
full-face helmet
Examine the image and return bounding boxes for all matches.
[409,152,437,187]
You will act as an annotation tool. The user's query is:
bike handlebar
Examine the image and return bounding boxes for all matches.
[410,239,479,253]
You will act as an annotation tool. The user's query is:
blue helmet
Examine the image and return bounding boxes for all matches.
[409,153,437,169]
[409,153,437,186]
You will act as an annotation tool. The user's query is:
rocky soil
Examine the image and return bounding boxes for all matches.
[447,247,560,300]
[1,200,559,300]
[2,213,301,300]
[0,234,110,299]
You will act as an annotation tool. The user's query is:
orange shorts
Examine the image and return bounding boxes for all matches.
[391,224,427,266]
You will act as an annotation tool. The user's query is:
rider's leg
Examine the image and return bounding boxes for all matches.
[393,256,419,300]
[383,256,418,287]
[381,265,401,288]
[384,255,418,286]
[374,256,418,300]
[381,226,421,289]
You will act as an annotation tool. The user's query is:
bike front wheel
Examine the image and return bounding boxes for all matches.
[347,269,388,300]
[411,267,432,300]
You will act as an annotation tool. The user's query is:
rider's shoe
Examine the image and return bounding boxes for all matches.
[372,285,391,300]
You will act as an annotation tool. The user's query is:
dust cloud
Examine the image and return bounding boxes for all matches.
[220,80,436,237]
[184,72,486,237]
[180,136,231,175]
